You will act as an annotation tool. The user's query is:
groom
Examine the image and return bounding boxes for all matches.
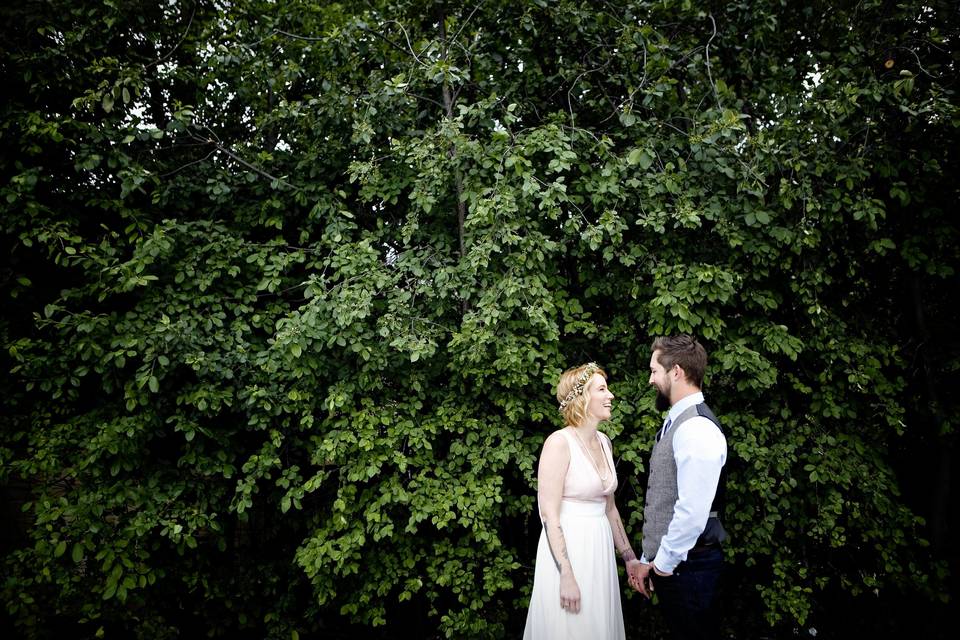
[628,335,728,640]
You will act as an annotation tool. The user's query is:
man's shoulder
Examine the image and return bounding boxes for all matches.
[694,403,722,429]
[673,414,727,446]
[675,400,720,425]
[675,414,720,432]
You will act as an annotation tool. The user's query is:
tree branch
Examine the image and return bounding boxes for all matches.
[190,132,299,190]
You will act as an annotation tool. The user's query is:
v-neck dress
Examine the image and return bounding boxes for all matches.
[523,428,626,640]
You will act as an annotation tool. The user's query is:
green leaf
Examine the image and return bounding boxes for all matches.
[627,148,653,170]
[3,2,954,634]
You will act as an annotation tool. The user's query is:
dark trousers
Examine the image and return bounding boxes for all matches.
[651,547,724,640]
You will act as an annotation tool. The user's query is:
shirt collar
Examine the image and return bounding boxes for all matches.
[667,391,705,423]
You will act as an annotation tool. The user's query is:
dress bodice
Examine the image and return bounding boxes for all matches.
[559,427,618,502]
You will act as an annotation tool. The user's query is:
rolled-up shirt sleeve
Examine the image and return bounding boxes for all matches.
[653,416,727,574]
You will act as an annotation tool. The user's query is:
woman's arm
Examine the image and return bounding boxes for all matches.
[538,432,581,613]
[605,493,639,564]
[600,434,640,568]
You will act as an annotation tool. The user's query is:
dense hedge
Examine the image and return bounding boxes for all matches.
[2,1,957,638]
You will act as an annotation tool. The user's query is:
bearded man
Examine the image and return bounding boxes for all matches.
[627,335,728,640]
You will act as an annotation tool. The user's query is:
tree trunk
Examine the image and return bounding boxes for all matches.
[440,13,469,314]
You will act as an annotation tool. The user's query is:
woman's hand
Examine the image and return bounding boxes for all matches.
[559,572,581,613]
[628,561,655,598]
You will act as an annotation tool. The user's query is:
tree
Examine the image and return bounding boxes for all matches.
[2,0,957,637]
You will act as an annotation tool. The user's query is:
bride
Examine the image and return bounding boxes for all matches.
[523,363,638,639]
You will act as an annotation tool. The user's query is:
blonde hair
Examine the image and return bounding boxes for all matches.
[556,363,606,427]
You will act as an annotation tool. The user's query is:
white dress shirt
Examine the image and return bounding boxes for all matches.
[643,391,727,573]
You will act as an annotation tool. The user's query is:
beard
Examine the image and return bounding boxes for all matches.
[654,387,671,412]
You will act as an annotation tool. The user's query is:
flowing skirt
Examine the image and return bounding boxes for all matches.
[523,500,625,640]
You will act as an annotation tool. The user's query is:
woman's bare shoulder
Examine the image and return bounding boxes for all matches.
[541,429,571,452]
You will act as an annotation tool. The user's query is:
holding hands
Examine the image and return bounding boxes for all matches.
[626,560,654,598]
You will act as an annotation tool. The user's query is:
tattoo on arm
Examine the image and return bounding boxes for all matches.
[544,519,561,571]
[543,518,571,574]
[610,511,637,562]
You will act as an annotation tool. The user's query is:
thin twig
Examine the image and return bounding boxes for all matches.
[452,2,485,43]
[377,20,423,63]
[159,150,216,178]
[146,3,196,69]
[409,92,446,110]
[566,54,611,127]
[191,133,298,190]
[894,45,943,79]
[705,14,721,111]
[275,29,326,42]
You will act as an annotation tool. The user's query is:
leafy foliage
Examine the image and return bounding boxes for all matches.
[2,0,957,638]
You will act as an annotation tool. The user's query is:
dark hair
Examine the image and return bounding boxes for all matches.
[651,335,707,388]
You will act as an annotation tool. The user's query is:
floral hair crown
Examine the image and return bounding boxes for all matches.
[558,362,600,412]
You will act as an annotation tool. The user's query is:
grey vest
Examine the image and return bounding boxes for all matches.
[641,402,727,561]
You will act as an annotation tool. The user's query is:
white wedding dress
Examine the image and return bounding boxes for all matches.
[523,428,625,640]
